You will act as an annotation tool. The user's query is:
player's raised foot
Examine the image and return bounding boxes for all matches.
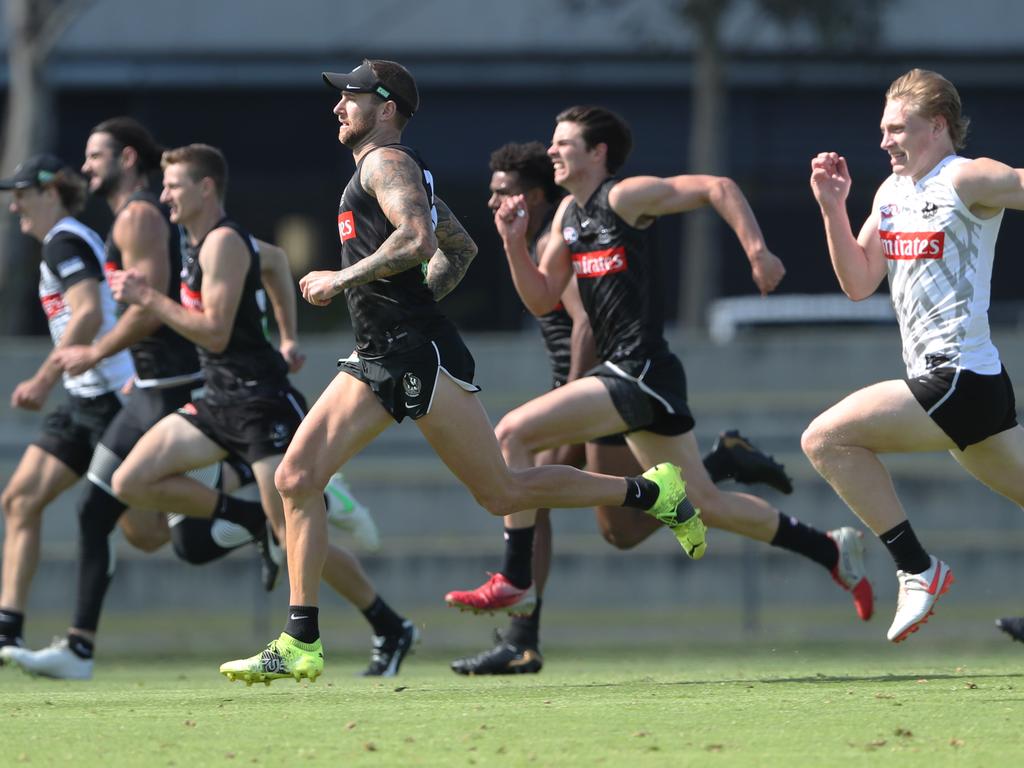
[444,573,537,616]
[254,521,284,592]
[996,617,1024,644]
[450,639,543,676]
[709,430,793,494]
[220,632,323,685]
[0,637,93,680]
[827,527,874,621]
[361,620,419,677]
[641,463,707,559]
[887,555,954,643]
[325,473,380,551]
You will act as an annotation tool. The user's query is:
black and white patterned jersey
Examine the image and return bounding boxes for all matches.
[878,155,1002,377]
[40,217,134,397]
[560,177,669,363]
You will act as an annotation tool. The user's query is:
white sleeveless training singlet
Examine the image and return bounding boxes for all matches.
[877,155,1002,378]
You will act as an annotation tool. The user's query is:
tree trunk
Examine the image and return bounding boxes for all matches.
[0,0,90,335]
[681,2,726,330]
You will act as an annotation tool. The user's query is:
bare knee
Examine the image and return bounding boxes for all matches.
[111,465,147,508]
[122,526,167,553]
[274,457,322,504]
[596,508,656,550]
[1,487,40,530]
[800,418,831,469]
[495,413,529,459]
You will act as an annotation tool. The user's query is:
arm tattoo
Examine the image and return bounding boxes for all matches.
[342,150,436,287]
[426,197,477,300]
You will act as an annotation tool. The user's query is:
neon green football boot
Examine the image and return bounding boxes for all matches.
[220,633,324,686]
[641,463,707,560]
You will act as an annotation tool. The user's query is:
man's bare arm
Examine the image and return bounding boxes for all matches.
[425,196,477,301]
[55,202,169,375]
[300,148,438,307]
[255,239,305,372]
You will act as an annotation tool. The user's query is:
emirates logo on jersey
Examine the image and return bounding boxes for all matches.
[572,246,628,278]
[180,283,203,311]
[880,230,945,260]
[338,211,357,243]
[40,291,65,319]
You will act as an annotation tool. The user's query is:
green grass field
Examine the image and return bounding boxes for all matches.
[3,643,1022,767]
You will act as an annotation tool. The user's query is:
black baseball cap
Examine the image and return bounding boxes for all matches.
[0,153,66,190]
[322,61,418,118]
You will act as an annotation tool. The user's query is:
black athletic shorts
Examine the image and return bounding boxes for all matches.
[585,354,696,437]
[85,382,200,493]
[906,364,1017,451]
[33,391,123,476]
[340,325,480,423]
[177,380,307,464]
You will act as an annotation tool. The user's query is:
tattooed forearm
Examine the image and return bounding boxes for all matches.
[338,149,438,290]
[426,198,477,300]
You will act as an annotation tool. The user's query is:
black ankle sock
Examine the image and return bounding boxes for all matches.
[0,609,24,641]
[506,598,543,647]
[500,527,535,589]
[622,477,660,510]
[284,605,320,644]
[770,512,839,571]
[361,596,405,638]
[67,633,94,660]
[213,493,266,537]
[879,521,931,574]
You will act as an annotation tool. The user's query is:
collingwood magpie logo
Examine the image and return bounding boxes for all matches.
[270,422,289,447]
[921,201,939,220]
[403,372,422,398]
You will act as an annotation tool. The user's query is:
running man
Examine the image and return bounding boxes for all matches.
[97,142,410,677]
[1,120,300,680]
[451,141,793,675]
[0,155,134,656]
[219,60,701,686]
[450,106,873,630]
[807,68,1024,643]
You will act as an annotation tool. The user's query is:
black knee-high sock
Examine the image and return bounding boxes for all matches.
[212,493,265,537]
[170,517,246,564]
[72,484,129,633]
[507,598,543,647]
[284,606,320,644]
[879,520,931,574]
[770,512,839,571]
[362,596,405,638]
[500,527,535,589]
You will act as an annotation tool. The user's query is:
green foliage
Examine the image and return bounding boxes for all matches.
[2,645,1020,766]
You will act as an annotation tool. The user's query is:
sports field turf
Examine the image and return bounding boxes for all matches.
[3,643,1022,767]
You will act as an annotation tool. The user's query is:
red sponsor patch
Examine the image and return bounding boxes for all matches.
[880,230,944,260]
[103,260,117,276]
[180,283,203,311]
[40,292,65,319]
[572,246,628,278]
[338,211,357,242]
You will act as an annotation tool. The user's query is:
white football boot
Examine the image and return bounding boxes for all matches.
[325,473,380,551]
[887,555,954,643]
[1,637,93,680]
